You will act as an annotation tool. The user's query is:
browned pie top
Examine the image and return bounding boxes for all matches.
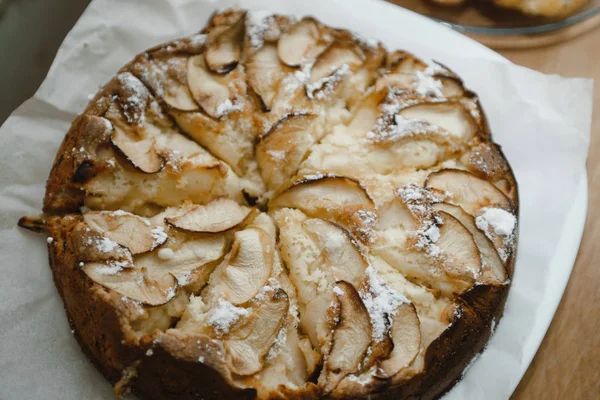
[32,7,518,399]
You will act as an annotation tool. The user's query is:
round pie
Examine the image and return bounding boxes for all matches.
[19,8,518,400]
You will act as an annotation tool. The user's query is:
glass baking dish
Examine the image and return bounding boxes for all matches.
[387,0,600,48]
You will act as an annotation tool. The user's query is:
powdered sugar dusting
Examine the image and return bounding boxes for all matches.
[207,299,251,335]
[116,72,148,124]
[215,98,243,118]
[475,207,516,261]
[306,63,350,100]
[414,71,443,98]
[95,237,120,253]
[94,260,130,275]
[266,149,286,162]
[366,89,446,142]
[351,30,379,49]
[151,226,168,248]
[360,266,408,342]
[476,207,516,237]
[266,326,287,361]
[247,11,275,50]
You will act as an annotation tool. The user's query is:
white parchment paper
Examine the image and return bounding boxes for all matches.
[0,0,593,398]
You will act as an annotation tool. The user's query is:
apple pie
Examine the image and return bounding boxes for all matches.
[19,8,518,400]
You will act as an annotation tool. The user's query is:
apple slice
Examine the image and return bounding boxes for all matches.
[166,198,252,233]
[71,225,133,263]
[277,17,329,67]
[376,198,418,231]
[204,228,273,305]
[320,281,372,394]
[375,303,421,378]
[303,218,368,286]
[83,211,165,254]
[187,54,233,118]
[270,176,377,242]
[399,102,476,141]
[435,211,482,282]
[246,44,286,111]
[146,56,199,111]
[111,124,163,173]
[308,43,363,85]
[425,169,514,214]
[204,12,245,74]
[134,234,227,287]
[433,203,506,283]
[82,261,177,306]
[256,112,317,190]
[386,51,427,74]
[224,288,289,375]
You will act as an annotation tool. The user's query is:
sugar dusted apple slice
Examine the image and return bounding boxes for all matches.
[187,55,234,118]
[320,281,372,394]
[425,169,514,214]
[204,12,245,74]
[142,56,199,112]
[399,102,477,141]
[224,288,289,375]
[277,17,329,67]
[433,203,506,283]
[270,176,377,242]
[435,211,482,282]
[83,210,164,254]
[386,51,427,74]
[303,218,368,285]
[111,124,163,173]
[308,43,363,85]
[134,233,227,287]
[246,44,286,111]
[475,206,517,264]
[256,112,318,190]
[71,224,133,262]
[205,228,273,305]
[82,261,177,306]
[166,198,252,233]
[375,303,421,378]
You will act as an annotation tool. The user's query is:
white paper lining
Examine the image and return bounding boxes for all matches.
[0,0,593,398]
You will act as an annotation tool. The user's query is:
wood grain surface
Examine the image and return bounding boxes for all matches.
[386,2,599,398]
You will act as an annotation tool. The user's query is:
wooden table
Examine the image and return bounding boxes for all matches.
[387,2,600,397]
[503,33,600,400]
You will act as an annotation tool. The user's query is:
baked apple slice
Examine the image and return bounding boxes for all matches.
[274,208,368,349]
[277,17,330,67]
[433,203,507,283]
[246,44,287,111]
[375,302,421,378]
[425,169,514,214]
[187,54,241,119]
[270,175,377,242]
[256,112,318,191]
[166,198,253,233]
[224,288,289,375]
[203,228,274,305]
[83,210,166,254]
[204,11,245,74]
[319,281,372,393]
